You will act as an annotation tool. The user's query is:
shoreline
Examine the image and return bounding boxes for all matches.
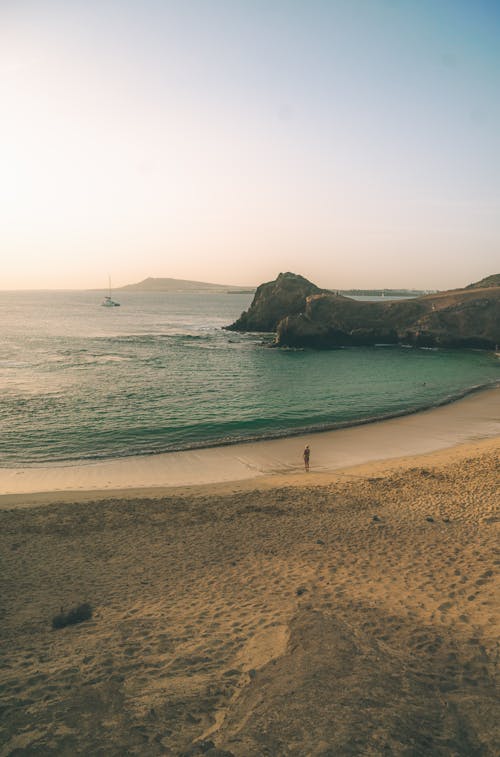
[1,384,499,507]
[4,377,499,468]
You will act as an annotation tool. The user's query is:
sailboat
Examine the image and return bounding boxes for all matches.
[101,276,120,307]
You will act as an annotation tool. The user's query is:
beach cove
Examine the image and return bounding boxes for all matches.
[1,388,499,755]
[3,0,500,751]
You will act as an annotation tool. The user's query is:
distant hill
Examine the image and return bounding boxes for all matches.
[465,274,500,290]
[118,277,254,293]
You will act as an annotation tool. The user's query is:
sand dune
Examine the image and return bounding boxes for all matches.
[1,437,498,755]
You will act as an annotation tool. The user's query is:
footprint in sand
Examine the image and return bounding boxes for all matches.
[438,601,453,612]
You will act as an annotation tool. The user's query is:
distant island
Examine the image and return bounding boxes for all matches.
[227,272,500,350]
[117,277,255,293]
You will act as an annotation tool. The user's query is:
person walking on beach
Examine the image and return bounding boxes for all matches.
[303,445,310,472]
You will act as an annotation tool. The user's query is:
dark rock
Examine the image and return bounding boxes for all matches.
[52,602,93,630]
[226,272,500,350]
[296,587,308,596]
[372,515,380,522]
[226,272,326,332]
[276,284,500,349]
[426,516,435,522]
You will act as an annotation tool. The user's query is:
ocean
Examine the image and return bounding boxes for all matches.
[0,290,498,467]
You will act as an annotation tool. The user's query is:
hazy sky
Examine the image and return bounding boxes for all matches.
[1,0,499,290]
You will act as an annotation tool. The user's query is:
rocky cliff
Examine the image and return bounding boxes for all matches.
[226,272,326,332]
[465,274,500,290]
[227,272,500,350]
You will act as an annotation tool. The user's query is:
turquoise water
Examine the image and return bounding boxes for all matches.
[0,290,498,467]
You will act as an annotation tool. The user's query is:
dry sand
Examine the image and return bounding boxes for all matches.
[1,395,499,755]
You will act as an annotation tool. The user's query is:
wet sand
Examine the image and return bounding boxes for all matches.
[1,385,499,507]
[0,391,499,755]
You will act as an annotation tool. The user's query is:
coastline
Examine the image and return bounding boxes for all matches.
[3,377,498,468]
[0,384,499,507]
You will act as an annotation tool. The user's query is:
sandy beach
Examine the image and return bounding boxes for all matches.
[1,391,499,755]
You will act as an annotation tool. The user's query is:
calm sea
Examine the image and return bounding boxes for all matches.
[0,290,498,467]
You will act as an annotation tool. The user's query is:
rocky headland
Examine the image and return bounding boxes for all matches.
[225,272,327,332]
[227,273,500,349]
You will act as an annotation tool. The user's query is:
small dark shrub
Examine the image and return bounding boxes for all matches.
[52,603,93,630]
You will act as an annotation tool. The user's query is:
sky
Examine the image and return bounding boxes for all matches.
[1,0,499,290]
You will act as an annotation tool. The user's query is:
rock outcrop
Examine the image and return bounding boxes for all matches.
[227,272,500,350]
[465,274,500,290]
[277,288,500,349]
[225,272,326,332]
